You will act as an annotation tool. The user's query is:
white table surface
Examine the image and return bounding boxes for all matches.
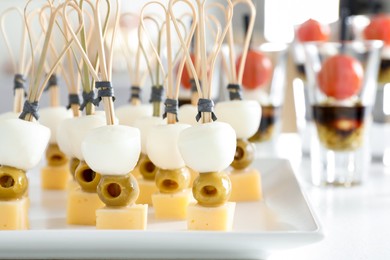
[267,134,390,260]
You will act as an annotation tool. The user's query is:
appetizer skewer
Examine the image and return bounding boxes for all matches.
[0,0,79,230]
[38,4,74,190]
[172,0,237,231]
[139,0,197,220]
[215,0,262,202]
[133,13,166,205]
[64,0,146,229]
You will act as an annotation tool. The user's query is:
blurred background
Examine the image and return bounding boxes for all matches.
[0,0,389,132]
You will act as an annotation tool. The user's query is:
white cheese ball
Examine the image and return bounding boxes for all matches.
[94,110,119,124]
[178,122,236,173]
[82,125,141,175]
[0,112,20,121]
[39,107,72,144]
[56,115,106,160]
[116,104,153,126]
[242,89,270,105]
[215,100,261,139]
[147,123,190,170]
[0,119,50,170]
[56,118,73,158]
[133,116,166,154]
[178,104,198,126]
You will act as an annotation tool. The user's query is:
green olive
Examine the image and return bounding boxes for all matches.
[155,168,190,193]
[97,174,139,207]
[69,157,80,179]
[0,166,28,200]
[231,139,255,170]
[192,172,231,207]
[74,161,101,193]
[46,144,69,167]
[139,155,158,180]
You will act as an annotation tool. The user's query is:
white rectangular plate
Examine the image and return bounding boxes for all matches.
[0,158,323,259]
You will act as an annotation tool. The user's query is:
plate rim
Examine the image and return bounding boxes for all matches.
[0,158,324,258]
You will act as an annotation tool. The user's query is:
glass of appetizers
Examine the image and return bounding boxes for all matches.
[360,14,390,166]
[237,42,288,157]
[303,40,383,186]
[291,19,332,156]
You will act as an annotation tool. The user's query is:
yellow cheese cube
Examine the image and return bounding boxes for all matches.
[187,202,236,231]
[41,165,70,190]
[67,179,79,192]
[136,178,158,205]
[152,189,193,220]
[67,188,104,226]
[96,204,148,230]
[0,197,29,230]
[24,197,29,229]
[229,168,262,202]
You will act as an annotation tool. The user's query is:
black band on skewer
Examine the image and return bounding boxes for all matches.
[19,100,39,120]
[79,91,97,111]
[190,79,200,94]
[149,85,164,103]
[227,83,243,101]
[14,74,26,90]
[163,98,179,122]
[196,98,217,122]
[14,74,27,97]
[94,81,115,107]
[67,94,80,110]
[44,74,59,92]
[130,86,142,101]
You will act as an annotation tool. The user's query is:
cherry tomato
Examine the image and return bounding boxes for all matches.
[317,54,363,100]
[236,50,272,89]
[363,14,390,45]
[296,19,330,42]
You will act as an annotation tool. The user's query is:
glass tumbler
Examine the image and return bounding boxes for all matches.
[242,43,289,157]
[303,40,383,186]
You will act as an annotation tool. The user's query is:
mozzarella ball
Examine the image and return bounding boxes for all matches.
[0,119,50,170]
[82,125,141,175]
[215,100,261,139]
[147,123,190,169]
[178,122,236,173]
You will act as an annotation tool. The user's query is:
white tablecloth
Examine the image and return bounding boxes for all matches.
[268,134,390,260]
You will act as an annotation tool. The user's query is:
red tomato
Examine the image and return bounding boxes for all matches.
[317,54,363,100]
[236,50,272,89]
[180,54,195,90]
[363,14,390,45]
[296,19,330,42]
